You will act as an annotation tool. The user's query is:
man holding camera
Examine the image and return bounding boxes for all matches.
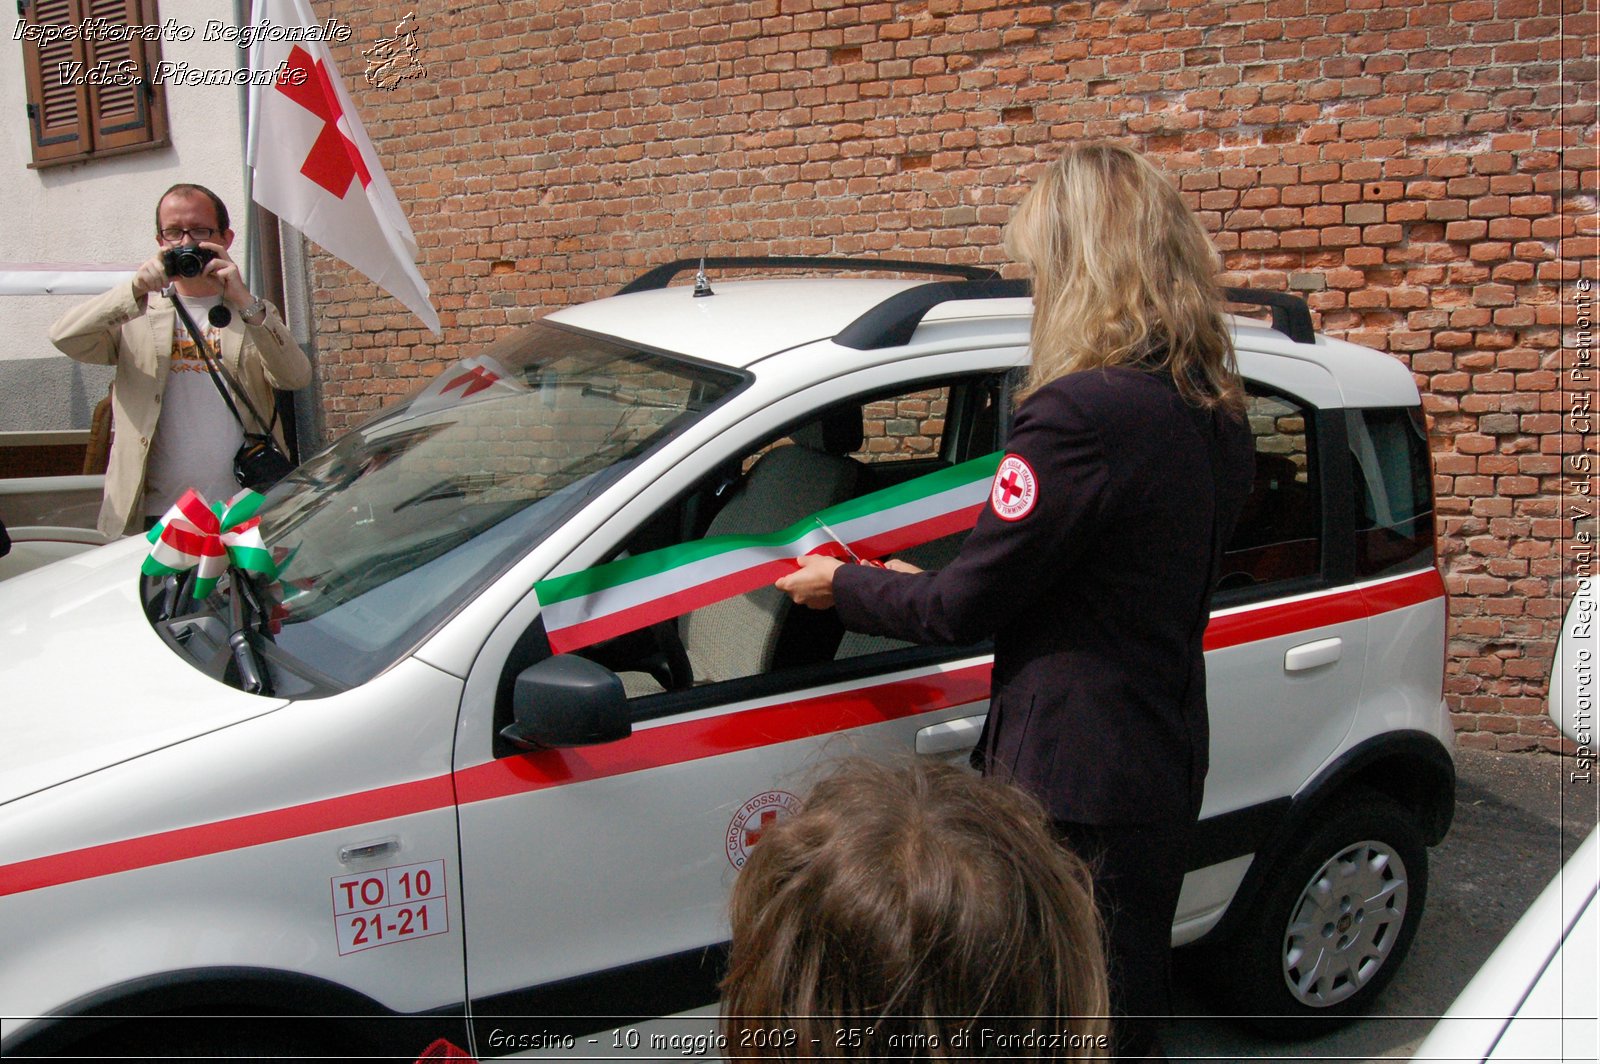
[51,183,312,536]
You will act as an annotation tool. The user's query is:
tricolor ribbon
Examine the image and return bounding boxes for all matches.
[142,488,277,599]
[533,452,1003,654]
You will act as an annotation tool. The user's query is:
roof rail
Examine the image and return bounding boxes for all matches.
[1222,287,1315,345]
[835,281,1316,351]
[616,256,998,295]
[834,278,1030,351]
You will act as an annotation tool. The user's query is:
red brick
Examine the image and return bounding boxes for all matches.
[303,0,1579,742]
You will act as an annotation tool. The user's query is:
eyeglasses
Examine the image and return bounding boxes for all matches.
[158,227,219,243]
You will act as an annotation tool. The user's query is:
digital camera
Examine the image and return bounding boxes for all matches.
[162,244,217,279]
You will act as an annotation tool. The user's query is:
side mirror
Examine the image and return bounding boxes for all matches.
[500,654,632,750]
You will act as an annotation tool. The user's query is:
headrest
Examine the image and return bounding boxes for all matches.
[792,405,864,456]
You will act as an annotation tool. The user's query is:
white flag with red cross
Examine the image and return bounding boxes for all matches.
[246,0,440,334]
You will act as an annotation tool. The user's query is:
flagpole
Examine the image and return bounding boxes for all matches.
[258,205,309,463]
[234,0,296,462]
[242,0,323,460]
[277,222,325,458]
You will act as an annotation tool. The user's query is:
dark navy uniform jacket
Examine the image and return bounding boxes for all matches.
[834,365,1255,826]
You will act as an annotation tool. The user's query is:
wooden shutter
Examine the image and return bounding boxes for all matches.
[19,0,169,167]
[82,0,168,154]
[20,0,92,164]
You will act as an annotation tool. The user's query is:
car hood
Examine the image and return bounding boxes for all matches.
[0,537,289,806]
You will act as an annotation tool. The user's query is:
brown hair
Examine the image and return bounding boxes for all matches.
[722,760,1109,1061]
[1003,141,1244,415]
[155,183,230,236]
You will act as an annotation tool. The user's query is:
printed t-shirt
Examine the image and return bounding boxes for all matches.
[143,295,245,516]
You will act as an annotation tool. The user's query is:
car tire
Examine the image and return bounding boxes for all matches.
[1213,788,1428,1037]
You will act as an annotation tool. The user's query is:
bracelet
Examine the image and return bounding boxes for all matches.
[240,299,267,325]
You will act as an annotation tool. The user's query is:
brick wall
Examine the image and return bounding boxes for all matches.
[309,0,1597,749]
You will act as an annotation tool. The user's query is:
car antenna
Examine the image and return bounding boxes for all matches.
[692,256,714,297]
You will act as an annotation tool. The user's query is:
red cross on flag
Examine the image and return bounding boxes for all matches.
[406,354,526,416]
[246,0,440,334]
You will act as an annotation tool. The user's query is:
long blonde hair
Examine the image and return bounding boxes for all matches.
[1004,142,1243,413]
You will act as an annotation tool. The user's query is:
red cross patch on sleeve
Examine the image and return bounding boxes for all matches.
[990,454,1038,521]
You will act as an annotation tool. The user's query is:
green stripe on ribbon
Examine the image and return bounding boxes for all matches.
[535,451,1001,607]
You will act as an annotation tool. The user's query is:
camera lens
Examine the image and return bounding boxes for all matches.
[163,246,215,279]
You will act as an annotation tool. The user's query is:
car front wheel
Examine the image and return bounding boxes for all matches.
[1216,788,1428,1036]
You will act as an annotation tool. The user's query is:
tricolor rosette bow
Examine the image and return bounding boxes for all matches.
[142,488,277,598]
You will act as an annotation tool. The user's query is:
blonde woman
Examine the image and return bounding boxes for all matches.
[723,760,1110,1061]
[777,142,1255,1061]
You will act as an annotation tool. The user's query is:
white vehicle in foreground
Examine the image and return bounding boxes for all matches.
[0,475,107,581]
[0,258,1453,1059]
[1413,578,1596,1064]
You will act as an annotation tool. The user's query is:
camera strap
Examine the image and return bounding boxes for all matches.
[166,291,278,438]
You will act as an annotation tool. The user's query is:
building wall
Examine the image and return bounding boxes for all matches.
[307,0,1595,748]
[0,0,252,435]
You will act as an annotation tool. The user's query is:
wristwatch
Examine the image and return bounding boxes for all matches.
[240,298,267,325]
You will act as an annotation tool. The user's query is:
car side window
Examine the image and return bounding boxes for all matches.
[575,375,1005,703]
[1219,389,1323,595]
[1348,406,1435,578]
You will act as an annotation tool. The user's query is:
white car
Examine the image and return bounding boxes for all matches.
[0,475,108,581]
[0,258,1454,1059]
[1412,578,1596,1063]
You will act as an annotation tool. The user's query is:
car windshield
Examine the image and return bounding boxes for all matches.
[235,323,742,688]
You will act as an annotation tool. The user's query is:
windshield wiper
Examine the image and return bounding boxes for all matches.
[227,573,273,696]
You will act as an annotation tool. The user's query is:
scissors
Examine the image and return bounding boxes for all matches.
[813,517,886,567]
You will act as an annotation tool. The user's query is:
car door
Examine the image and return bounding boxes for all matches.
[1177,371,1373,937]
[449,359,1017,1052]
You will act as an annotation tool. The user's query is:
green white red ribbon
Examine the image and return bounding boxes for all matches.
[534,451,1002,653]
[142,488,277,598]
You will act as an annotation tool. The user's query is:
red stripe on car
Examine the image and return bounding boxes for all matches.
[0,570,1443,897]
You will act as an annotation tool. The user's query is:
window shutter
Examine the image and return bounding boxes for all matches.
[82,0,169,154]
[20,0,92,164]
[19,0,169,167]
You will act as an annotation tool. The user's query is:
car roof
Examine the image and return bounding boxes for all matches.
[546,277,1421,408]
[548,278,935,367]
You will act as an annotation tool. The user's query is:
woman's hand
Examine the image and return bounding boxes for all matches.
[775,554,845,609]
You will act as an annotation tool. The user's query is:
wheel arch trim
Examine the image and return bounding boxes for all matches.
[1,965,464,1057]
[1194,730,1455,947]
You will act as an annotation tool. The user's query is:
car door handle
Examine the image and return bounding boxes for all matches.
[339,836,400,864]
[915,714,987,756]
[1285,637,1342,672]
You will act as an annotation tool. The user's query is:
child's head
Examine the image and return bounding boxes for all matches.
[723,759,1109,1060]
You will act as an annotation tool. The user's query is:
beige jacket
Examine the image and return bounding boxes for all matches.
[50,280,313,537]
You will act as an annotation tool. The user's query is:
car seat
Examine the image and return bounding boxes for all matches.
[680,406,866,684]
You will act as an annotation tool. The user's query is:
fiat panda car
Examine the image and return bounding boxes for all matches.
[0,258,1452,1059]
